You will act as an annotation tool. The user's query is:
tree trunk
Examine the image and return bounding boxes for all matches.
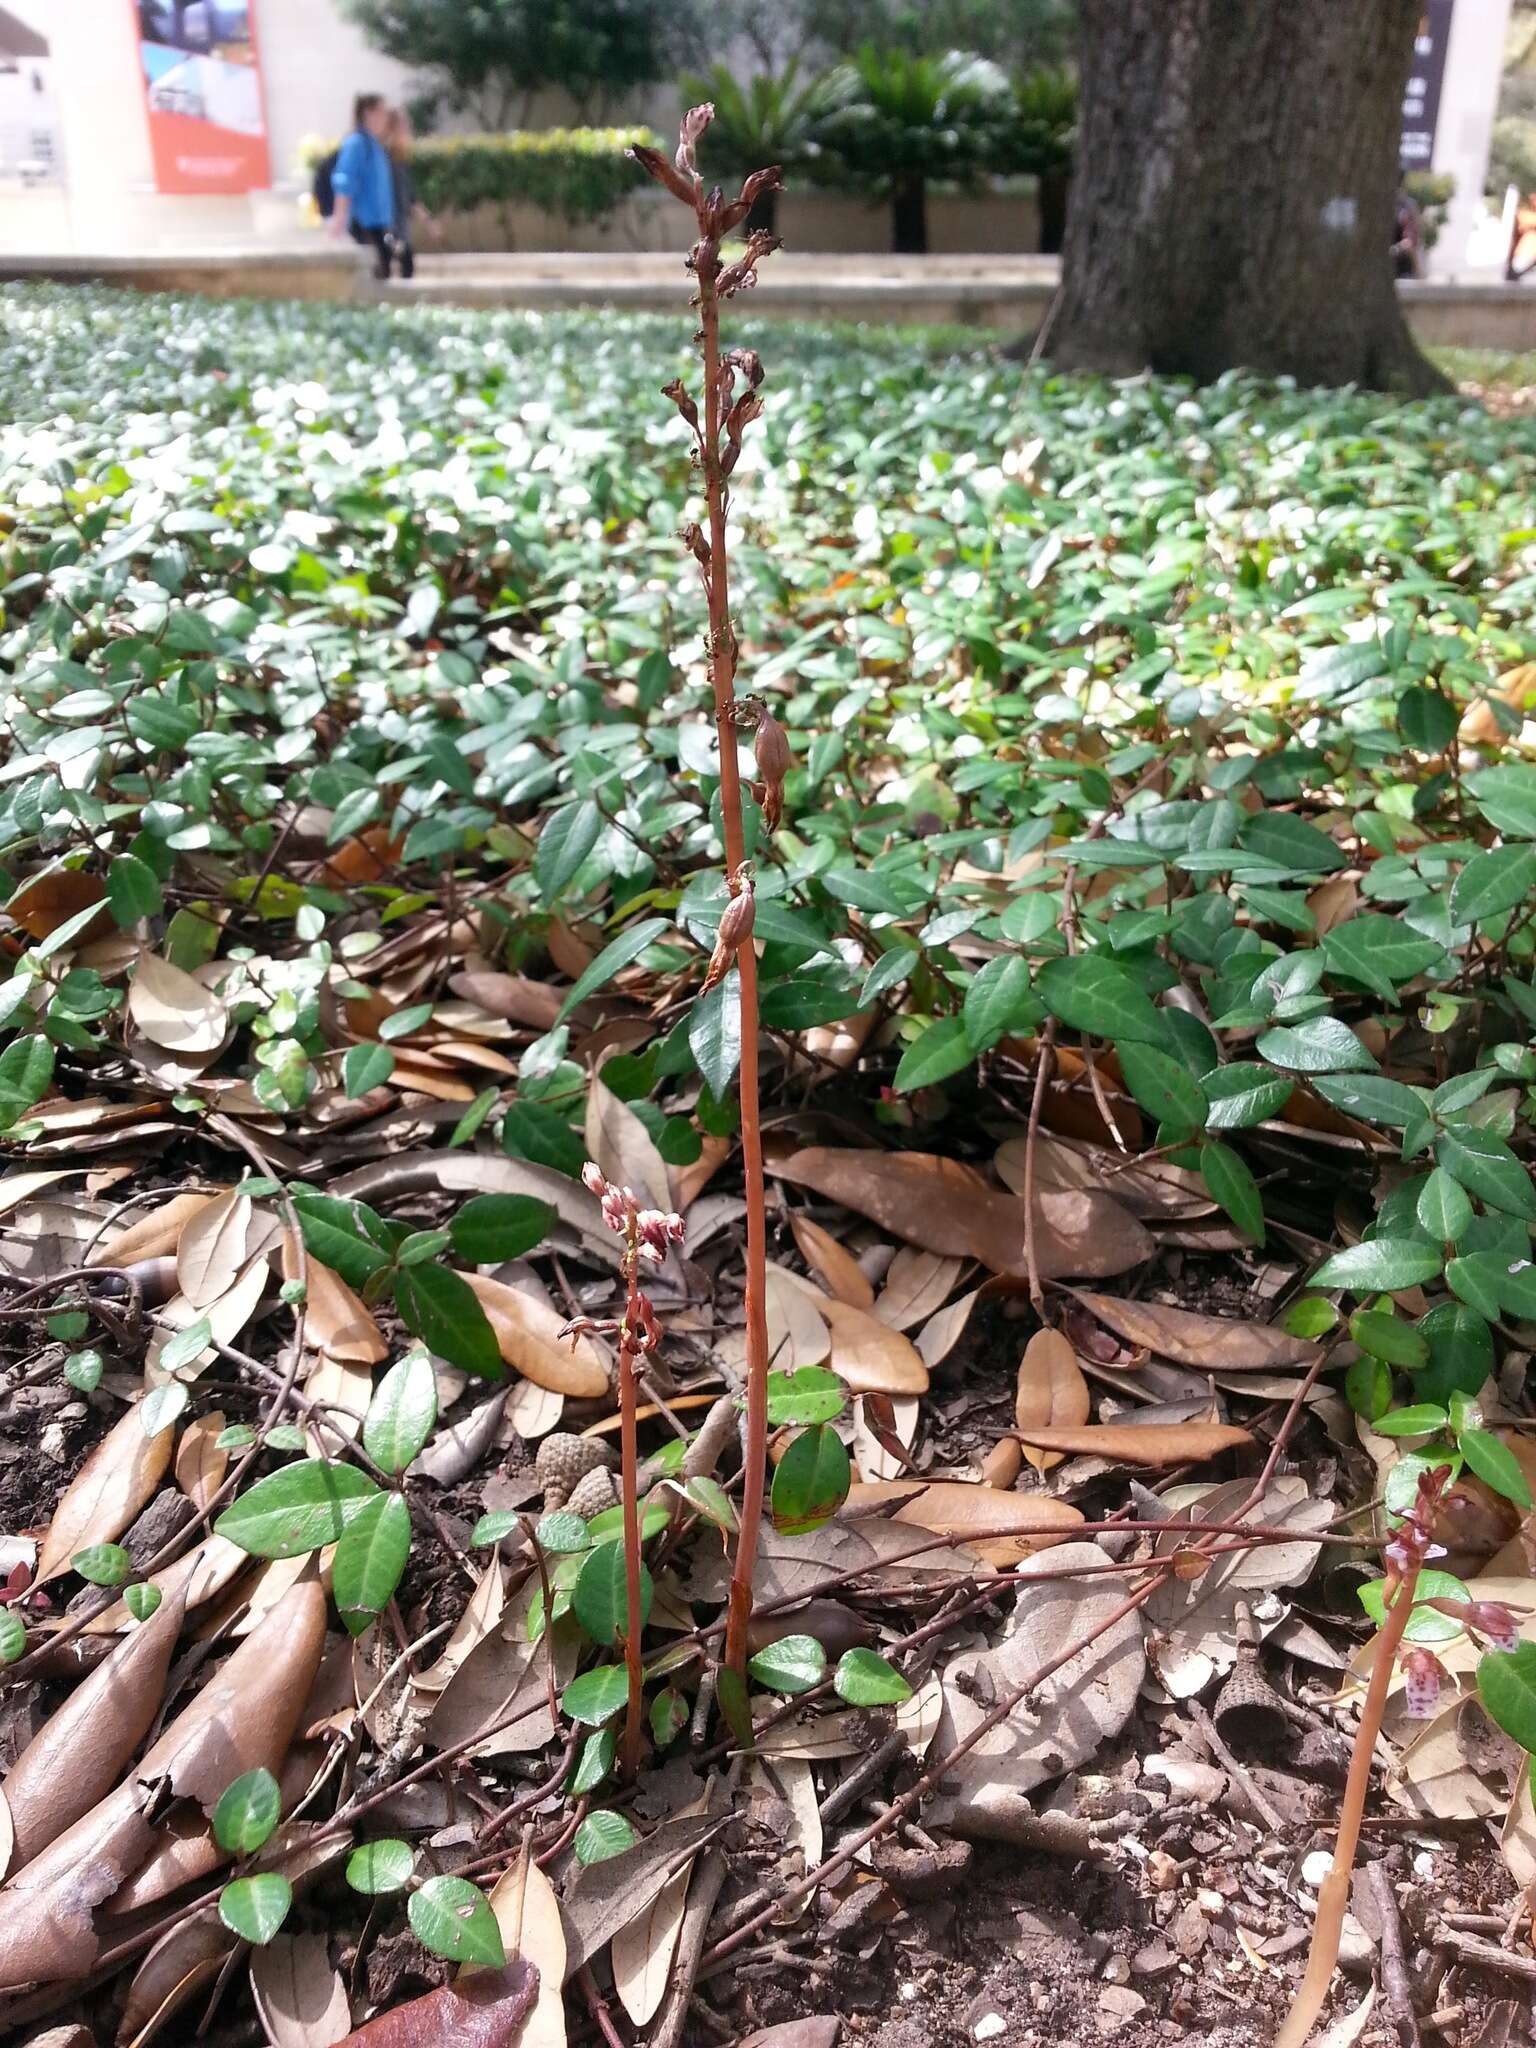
[891,171,928,255]
[1050,0,1448,393]
[1037,168,1069,254]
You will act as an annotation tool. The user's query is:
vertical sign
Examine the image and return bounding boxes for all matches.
[1401,0,1454,171]
[131,0,270,193]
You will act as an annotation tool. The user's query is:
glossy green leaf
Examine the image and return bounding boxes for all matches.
[362,1349,438,1474]
[212,1767,281,1855]
[1311,1239,1443,1293]
[562,1662,632,1725]
[770,1424,851,1536]
[448,1193,554,1264]
[332,1491,412,1633]
[214,1459,380,1558]
[346,1839,415,1894]
[748,1632,828,1695]
[219,1873,292,1946]
[395,1262,503,1378]
[834,1647,912,1705]
[572,1539,653,1647]
[575,1809,637,1864]
[1036,955,1162,1044]
[408,1875,505,1965]
[1459,1427,1533,1509]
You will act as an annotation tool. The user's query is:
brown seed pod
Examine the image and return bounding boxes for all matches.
[535,1431,611,1511]
[565,1465,620,1519]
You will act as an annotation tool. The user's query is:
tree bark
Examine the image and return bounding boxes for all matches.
[1050,0,1448,393]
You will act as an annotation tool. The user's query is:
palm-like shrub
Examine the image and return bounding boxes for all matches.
[805,46,1013,253]
[999,66,1076,251]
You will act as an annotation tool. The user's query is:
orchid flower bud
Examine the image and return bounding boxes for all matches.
[701,880,755,993]
[1424,1595,1525,1652]
[582,1161,610,1198]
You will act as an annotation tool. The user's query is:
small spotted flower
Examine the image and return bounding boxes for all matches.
[1401,1646,1448,1718]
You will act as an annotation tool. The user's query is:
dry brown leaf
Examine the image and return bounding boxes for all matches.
[106,1581,329,1916]
[505,1377,564,1438]
[1012,1419,1251,1466]
[460,1272,609,1397]
[34,1400,175,1584]
[916,1287,980,1369]
[769,1146,1151,1279]
[585,1076,667,1211]
[1306,874,1360,935]
[610,1840,693,2026]
[1068,1290,1323,1372]
[127,953,229,1056]
[773,1268,928,1395]
[764,1263,831,1371]
[146,1256,269,1382]
[250,1932,352,2048]
[0,1169,83,1217]
[118,1910,235,2048]
[802,1006,878,1070]
[844,1479,1083,1568]
[285,1247,387,1367]
[174,1188,252,1308]
[851,1393,919,1482]
[788,1213,875,1309]
[931,1542,1147,1839]
[412,1559,506,1694]
[480,1844,566,2047]
[4,1587,187,1869]
[5,865,107,942]
[1014,1330,1090,1473]
[389,1061,477,1103]
[448,969,562,1028]
[0,1581,325,1988]
[1460,660,1536,747]
[562,1816,729,1978]
[303,1352,372,1458]
[86,1190,222,1269]
[996,1132,1211,1220]
[669,1130,732,1212]
[873,1246,964,1330]
[174,1411,228,1512]
[547,917,596,977]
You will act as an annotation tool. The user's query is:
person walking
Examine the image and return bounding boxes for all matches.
[329,93,398,280]
[383,106,434,282]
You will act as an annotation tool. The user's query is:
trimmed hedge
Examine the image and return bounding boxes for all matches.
[300,127,659,224]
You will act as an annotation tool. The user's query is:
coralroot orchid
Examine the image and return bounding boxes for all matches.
[569,1163,683,1774]
[630,105,784,1718]
[1276,1463,1454,2047]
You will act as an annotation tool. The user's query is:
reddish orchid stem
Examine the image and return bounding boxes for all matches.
[618,1276,646,1778]
[690,209,771,1692]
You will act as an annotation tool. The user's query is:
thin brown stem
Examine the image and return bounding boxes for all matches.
[1276,1552,1427,2045]
[691,208,770,1693]
[618,1306,646,1778]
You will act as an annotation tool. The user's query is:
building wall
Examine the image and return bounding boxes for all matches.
[0,0,418,249]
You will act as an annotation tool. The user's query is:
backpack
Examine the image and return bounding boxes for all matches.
[312,148,339,220]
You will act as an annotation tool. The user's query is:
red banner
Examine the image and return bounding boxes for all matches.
[132,0,270,195]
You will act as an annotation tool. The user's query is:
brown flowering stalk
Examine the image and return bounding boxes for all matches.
[631,109,784,1712]
[570,1164,684,1776]
[1276,1465,1502,2047]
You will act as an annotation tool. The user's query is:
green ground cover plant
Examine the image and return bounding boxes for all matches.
[5,276,1536,2037]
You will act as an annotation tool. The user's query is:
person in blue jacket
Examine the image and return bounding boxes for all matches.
[329,94,399,280]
